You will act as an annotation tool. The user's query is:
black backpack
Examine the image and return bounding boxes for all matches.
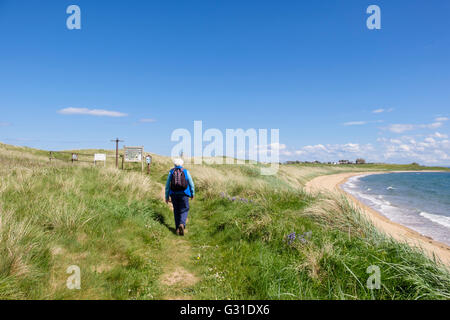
[170,168,188,191]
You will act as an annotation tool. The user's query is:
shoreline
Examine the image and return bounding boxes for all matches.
[305,171,450,266]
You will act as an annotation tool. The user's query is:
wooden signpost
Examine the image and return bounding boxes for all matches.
[111,138,124,168]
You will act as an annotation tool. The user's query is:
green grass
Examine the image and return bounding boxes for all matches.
[187,193,450,299]
[0,144,179,299]
[0,142,449,300]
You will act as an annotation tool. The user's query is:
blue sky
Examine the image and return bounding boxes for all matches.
[0,0,449,164]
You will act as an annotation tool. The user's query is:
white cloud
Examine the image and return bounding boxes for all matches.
[399,144,411,151]
[343,121,367,126]
[372,108,393,114]
[58,108,128,117]
[380,134,450,164]
[254,142,290,157]
[296,144,328,154]
[427,122,443,129]
[340,143,362,153]
[387,121,444,133]
[293,143,374,161]
[435,117,448,122]
[256,142,286,150]
[285,131,450,164]
[269,143,287,150]
[343,120,383,126]
[388,124,415,133]
[433,132,448,139]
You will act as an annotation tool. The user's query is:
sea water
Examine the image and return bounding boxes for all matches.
[342,172,450,246]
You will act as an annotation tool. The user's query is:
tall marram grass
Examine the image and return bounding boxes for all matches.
[188,172,450,300]
[1,142,450,300]
[0,143,172,299]
[305,194,450,299]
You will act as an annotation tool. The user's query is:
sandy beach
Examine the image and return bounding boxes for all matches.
[306,171,450,266]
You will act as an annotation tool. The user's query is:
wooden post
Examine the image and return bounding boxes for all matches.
[111,138,124,168]
[116,141,119,168]
[141,147,144,172]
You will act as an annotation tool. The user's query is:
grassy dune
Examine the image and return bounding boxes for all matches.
[0,142,449,299]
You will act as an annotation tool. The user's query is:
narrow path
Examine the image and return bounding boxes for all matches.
[159,236,199,299]
[157,185,200,300]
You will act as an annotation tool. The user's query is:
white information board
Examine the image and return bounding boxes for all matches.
[94,153,106,166]
[94,154,106,162]
[124,147,144,163]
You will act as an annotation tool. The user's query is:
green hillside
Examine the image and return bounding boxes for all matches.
[0,142,449,300]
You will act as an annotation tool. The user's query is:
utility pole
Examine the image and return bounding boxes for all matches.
[111,138,124,168]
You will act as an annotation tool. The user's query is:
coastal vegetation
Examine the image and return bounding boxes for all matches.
[0,142,449,299]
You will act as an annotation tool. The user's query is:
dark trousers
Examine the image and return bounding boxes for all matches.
[171,194,190,229]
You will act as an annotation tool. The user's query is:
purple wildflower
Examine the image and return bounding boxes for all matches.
[287,232,296,245]
[286,231,312,246]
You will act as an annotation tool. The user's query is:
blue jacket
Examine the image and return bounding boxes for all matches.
[165,166,195,200]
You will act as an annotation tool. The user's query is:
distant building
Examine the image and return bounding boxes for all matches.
[339,160,350,165]
[356,158,366,164]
